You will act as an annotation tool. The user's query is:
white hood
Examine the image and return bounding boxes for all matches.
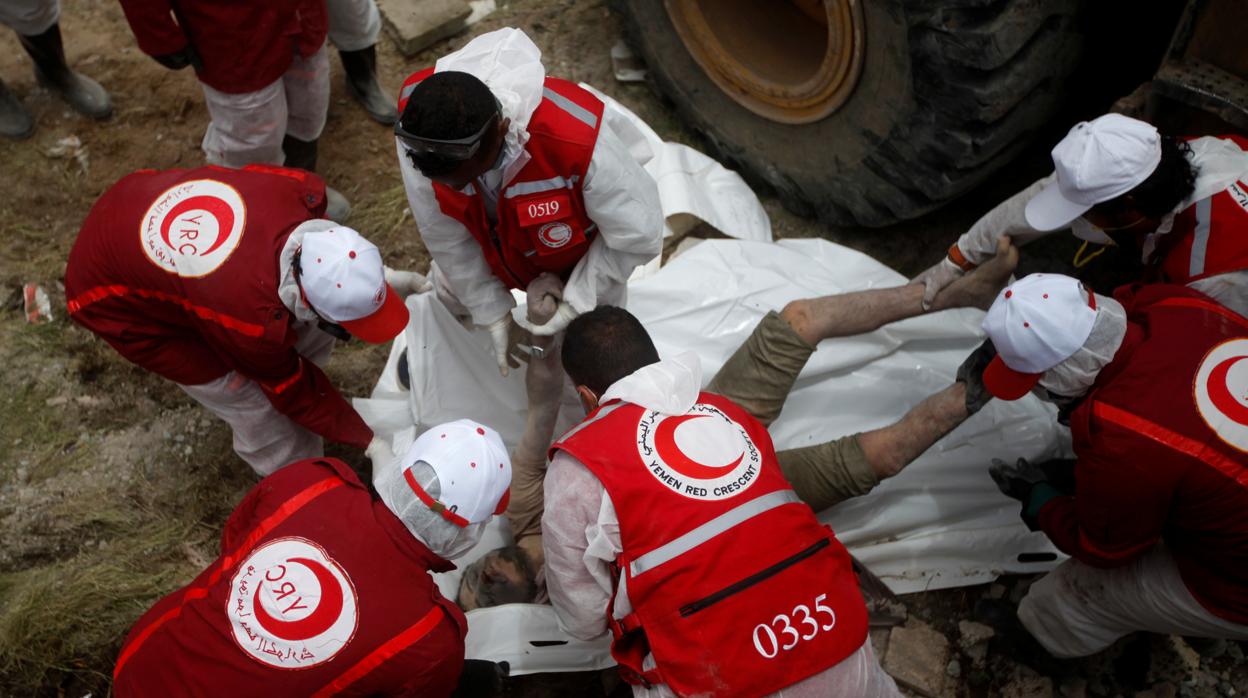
[278,218,342,323]
[599,351,702,415]
[435,27,545,160]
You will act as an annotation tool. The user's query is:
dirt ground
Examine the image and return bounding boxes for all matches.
[0,0,1243,696]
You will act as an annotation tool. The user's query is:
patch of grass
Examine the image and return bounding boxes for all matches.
[0,520,202,696]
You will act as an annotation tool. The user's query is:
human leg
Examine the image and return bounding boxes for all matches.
[282,45,353,221]
[180,373,322,476]
[201,80,287,167]
[15,5,111,120]
[1018,545,1248,658]
[326,0,395,124]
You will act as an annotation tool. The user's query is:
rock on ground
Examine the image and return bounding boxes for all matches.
[883,619,950,698]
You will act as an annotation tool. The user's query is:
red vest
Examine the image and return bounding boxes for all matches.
[398,69,604,289]
[552,392,868,698]
[1067,286,1248,622]
[113,459,468,697]
[1156,135,1248,284]
[66,164,324,387]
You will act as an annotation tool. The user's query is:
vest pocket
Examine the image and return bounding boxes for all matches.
[679,537,830,617]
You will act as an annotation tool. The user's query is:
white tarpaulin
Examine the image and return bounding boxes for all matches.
[357,238,1071,675]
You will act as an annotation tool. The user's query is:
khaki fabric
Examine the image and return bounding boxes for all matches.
[708,311,878,511]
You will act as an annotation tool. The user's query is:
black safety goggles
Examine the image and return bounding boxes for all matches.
[395,109,500,162]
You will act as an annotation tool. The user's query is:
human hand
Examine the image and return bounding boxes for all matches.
[929,236,1019,312]
[152,46,198,71]
[384,266,434,297]
[365,437,395,471]
[525,273,563,326]
[519,301,579,337]
[913,257,965,311]
[988,457,1048,504]
[481,315,529,377]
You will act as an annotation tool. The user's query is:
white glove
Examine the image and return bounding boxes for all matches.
[365,437,396,471]
[482,314,514,377]
[384,266,434,298]
[518,301,579,337]
[912,257,966,311]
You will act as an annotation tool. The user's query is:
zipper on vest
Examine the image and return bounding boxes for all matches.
[678,537,829,617]
[476,182,524,287]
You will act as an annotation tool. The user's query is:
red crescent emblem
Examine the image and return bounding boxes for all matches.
[159,195,235,256]
[252,558,344,642]
[1207,355,1248,426]
[655,414,745,480]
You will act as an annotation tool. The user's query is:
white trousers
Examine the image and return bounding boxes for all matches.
[200,45,330,168]
[1018,545,1248,658]
[327,0,380,52]
[178,324,336,476]
[0,0,58,36]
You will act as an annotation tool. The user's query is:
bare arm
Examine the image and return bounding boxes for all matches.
[857,383,969,479]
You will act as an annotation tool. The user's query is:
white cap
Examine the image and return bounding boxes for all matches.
[397,420,511,527]
[981,274,1099,400]
[299,225,408,343]
[1024,114,1161,231]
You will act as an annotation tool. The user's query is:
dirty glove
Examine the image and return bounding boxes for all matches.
[913,256,966,311]
[384,266,434,298]
[452,659,509,698]
[956,339,997,415]
[152,46,200,71]
[365,437,395,472]
[525,272,564,326]
[519,301,579,337]
[989,457,1064,530]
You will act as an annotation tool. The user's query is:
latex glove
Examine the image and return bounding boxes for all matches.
[481,315,519,377]
[913,256,966,311]
[988,457,1049,504]
[956,339,997,415]
[519,301,579,337]
[365,437,395,471]
[525,273,564,326]
[384,266,434,297]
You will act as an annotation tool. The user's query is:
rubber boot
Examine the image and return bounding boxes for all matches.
[339,45,397,125]
[20,23,111,120]
[0,79,34,140]
[282,135,352,223]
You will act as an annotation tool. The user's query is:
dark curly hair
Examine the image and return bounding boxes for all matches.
[562,306,660,395]
[1125,136,1197,218]
[397,71,499,177]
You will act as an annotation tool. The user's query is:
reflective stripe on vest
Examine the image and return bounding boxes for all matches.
[1190,197,1214,277]
[557,402,625,444]
[310,606,446,697]
[629,489,803,577]
[542,87,598,129]
[504,175,579,199]
[1092,401,1248,488]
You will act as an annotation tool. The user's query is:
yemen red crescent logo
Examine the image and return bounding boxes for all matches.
[227,537,358,669]
[1194,338,1248,452]
[140,179,247,277]
[638,403,762,500]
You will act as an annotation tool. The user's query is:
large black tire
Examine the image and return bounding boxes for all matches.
[614,0,1087,228]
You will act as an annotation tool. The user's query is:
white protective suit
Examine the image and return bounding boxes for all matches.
[397,28,664,327]
[0,0,57,36]
[949,136,1248,317]
[541,352,900,698]
[326,0,380,52]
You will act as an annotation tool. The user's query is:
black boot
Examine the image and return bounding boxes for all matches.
[283,135,352,223]
[0,79,34,140]
[338,45,397,125]
[20,23,111,120]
